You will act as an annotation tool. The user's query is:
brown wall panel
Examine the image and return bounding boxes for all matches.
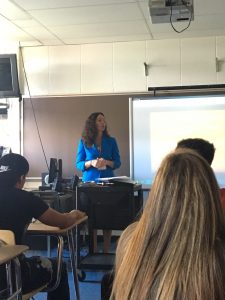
[23,95,130,178]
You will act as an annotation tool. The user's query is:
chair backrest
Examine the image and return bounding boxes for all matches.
[0,230,46,300]
[0,230,23,300]
[0,230,16,245]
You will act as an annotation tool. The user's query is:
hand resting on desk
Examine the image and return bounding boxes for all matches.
[38,207,86,229]
[68,210,86,221]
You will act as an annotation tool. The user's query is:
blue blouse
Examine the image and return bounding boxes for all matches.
[76,135,121,182]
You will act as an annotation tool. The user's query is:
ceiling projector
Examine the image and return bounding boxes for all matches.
[149,0,194,23]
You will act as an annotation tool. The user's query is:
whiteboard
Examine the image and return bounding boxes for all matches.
[130,95,225,187]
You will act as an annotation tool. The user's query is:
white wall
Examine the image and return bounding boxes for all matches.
[0,98,21,154]
[20,35,225,97]
[0,43,21,154]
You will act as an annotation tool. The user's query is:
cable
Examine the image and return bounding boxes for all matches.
[18,42,50,172]
[169,0,193,33]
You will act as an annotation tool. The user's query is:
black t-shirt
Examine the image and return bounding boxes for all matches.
[0,187,49,244]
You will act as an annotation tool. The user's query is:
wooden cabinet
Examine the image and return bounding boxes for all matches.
[216,36,225,84]
[21,35,225,96]
[49,45,81,95]
[146,39,181,87]
[81,43,113,94]
[113,41,147,92]
[22,47,49,95]
[181,37,217,85]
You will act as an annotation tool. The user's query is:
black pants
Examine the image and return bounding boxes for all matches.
[47,259,70,300]
[0,255,70,300]
[101,271,114,300]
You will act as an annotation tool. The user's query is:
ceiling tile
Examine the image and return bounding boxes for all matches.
[13,19,44,27]
[12,0,138,10]
[0,15,32,39]
[23,26,62,41]
[194,0,225,15]
[49,20,150,40]
[62,34,151,45]
[0,0,30,20]
[28,3,143,26]
[0,0,223,46]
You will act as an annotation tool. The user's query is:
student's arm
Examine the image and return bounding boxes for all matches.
[38,207,86,229]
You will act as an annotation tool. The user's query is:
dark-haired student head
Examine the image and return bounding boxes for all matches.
[0,153,29,188]
[0,152,86,299]
[176,138,215,165]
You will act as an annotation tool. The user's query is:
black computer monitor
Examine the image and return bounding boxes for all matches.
[0,146,12,158]
[48,158,63,192]
[0,54,20,98]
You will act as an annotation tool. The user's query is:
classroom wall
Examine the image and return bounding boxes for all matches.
[21,36,225,97]
[23,95,130,178]
[5,35,225,178]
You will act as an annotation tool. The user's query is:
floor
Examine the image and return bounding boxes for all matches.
[26,236,116,300]
[33,270,105,300]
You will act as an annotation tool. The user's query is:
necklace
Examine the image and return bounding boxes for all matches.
[97,145,101,154]
[95,135,102,154]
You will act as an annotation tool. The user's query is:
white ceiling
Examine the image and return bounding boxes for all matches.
[0,0,225,47]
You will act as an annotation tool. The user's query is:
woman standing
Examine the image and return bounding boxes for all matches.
[76,112,121,253]
[76,112,121,182]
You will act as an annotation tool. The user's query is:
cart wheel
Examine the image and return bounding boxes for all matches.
[77,269,86,281]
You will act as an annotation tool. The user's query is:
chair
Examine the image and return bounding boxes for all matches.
[27,217,88,300]
[0,230,27,300]
[0,230,47,300]
[1,216,87,300]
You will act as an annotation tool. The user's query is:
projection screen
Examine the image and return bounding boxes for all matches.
[130,95,225,187]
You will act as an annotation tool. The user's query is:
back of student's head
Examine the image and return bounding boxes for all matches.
[0,153,29,188]
[176,138,215,165]
[111,149,225,300]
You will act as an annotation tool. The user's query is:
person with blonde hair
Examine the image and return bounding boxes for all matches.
[110,148,225,300]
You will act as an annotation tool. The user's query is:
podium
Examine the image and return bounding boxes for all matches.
[74,182,143,274]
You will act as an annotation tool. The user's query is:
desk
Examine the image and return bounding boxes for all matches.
[27,216,87,300]
[74,183,143,271]
[0,245,28,265]
[31,190,73,213]
[30,191,74,257]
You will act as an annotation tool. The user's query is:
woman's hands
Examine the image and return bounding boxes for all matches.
[91,158,107,169]
[85,158,114,169]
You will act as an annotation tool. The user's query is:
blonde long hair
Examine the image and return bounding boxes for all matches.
[111,149,225,300]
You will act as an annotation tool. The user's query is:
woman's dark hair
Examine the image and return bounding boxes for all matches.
[82,112,110,147]
[0,153,29,187]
